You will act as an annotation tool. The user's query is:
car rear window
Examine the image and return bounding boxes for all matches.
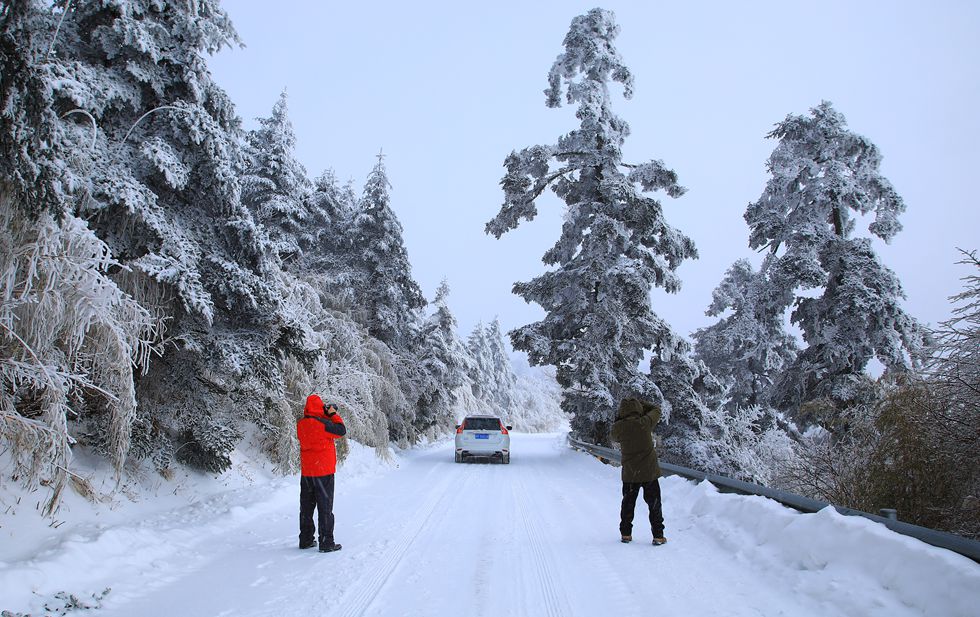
[462,417,501,431]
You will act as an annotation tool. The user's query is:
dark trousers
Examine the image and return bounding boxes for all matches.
[299,474,335,546]
[620,480,664,537]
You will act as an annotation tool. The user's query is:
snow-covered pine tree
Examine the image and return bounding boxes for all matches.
[466,321,492,402]
[744,102,927,421]
[484,319,519,411]
[693,257,797,412]
[44,0,311,472]
[0,1,161,510]
[485,8,695,443]
[465,319,518,412]
[241,90,313,264]
[298,170,359,311]
[348,154,426,351]
[414,280,474,433]
[0,1,72,220]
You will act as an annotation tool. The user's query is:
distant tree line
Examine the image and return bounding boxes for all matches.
[0,0,561,515]
[488,8,977,538]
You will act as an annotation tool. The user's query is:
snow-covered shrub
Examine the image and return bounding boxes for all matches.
[0,207,156,513]
[778,380,977,536]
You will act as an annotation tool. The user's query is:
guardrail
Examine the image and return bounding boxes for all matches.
[567,435,980,563]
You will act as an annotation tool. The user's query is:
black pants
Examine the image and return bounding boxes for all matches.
[620,480,664,537]
[299,474,335,547]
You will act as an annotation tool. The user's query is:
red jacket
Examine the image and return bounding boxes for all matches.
[297,395,346,476]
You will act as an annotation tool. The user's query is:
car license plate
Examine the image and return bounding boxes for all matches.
[475,433,489,439]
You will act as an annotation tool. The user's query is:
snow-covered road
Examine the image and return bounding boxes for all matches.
[3,433,979,616]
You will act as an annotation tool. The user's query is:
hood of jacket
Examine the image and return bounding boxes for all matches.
[616,397,645,420]
[304,394,326,418]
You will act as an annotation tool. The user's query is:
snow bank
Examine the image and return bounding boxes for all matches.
[666,475,980,617]
[0,439,397,615]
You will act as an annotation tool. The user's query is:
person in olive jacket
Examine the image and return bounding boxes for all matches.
[610,397,666,545]
[297,394,346,552]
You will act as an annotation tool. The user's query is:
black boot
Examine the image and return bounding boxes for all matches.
[319,542,342,553]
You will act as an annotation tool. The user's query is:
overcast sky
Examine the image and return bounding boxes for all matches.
[208,1,980,355]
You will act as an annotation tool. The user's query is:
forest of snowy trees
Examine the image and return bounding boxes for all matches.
[1,3,976,539]
[0,0,561,516]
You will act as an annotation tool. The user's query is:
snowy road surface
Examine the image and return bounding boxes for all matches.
[3,432,979,616]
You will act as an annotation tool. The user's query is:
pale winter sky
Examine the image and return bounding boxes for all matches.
[208,0,980,354]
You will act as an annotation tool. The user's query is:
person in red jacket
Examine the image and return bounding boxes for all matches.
[297,394,346,552]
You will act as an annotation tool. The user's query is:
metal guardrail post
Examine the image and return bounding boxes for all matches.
[566,434,980,563]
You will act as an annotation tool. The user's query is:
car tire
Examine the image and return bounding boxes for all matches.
[455,452,462,463]
[503,454,510,464]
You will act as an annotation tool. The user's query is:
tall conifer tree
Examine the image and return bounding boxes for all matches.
[44,0,298,471]
[693,257,798,412]
[242,90,313,263]
[349,154,426,350]
[745,102,927,419]
[486,8,696,441]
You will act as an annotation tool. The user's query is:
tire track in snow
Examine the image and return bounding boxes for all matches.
[331,463,459,617]
[513,472,575,617]
[523,453,638,617]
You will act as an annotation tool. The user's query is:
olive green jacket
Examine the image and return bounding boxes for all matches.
[610,398,661,483]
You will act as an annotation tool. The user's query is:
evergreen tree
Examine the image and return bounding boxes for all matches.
[44,0,311,472]
[0,1,72,219]
[241,90,313,263]
[466,321,492,401]
[466,319,518,411]
[297,170,359,311]
[484,319,519,410]
[414,280,473,431]
[744,102,927,419]
[485,8,695,442]
[0,2,162,505]
[693,257,797,412]
[348,154,426,350]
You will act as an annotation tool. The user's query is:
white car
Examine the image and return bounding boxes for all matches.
[454,415,511,464]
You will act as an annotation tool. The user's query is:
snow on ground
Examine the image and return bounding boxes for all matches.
[2,433,979,617]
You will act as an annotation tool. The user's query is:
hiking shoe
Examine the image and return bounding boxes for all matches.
[621,535,632,543]
[319,543,342,553]
[299,540,316,550]
[652,537,667,546]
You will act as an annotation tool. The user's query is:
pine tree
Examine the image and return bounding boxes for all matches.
[297,170,359,311]
[348,154,426,350]
[485,319,518,408]
[241,90,313,263]
[466,321,492,401]
[414,280,474,432]
[1,2,158,507]
[744,102,927,419]
[693,257,797,412]
[485,8,695,442]
[0,1,71,219]
[43,0,305,472]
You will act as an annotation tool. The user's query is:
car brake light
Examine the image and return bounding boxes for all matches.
[456,423,464,434]
[499,422,509,435]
